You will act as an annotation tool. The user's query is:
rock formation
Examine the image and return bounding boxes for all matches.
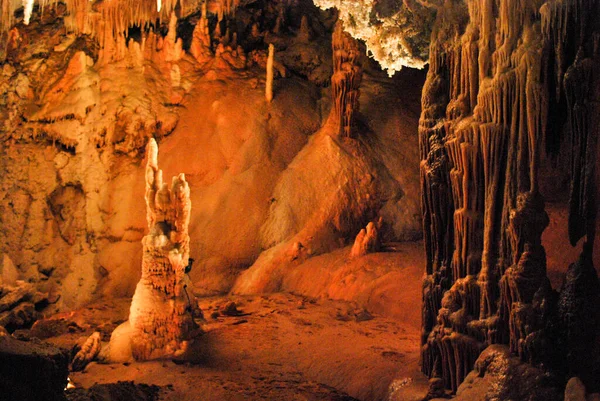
[313,0,435,74]
[70,331,101,371]
[109,138,197,361]
[266,43,275,102]
[350,219,381,258]
[190,3,213,64]
[415,0,600,393]
[330,20,362,138]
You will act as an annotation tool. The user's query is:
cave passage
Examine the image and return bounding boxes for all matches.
[0,0,599,400]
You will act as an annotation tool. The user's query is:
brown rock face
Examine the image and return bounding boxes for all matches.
[109,139,197,361]
[419,0,600,393]
[451,345,562,401]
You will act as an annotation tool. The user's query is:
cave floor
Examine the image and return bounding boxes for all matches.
[46,291,428,401]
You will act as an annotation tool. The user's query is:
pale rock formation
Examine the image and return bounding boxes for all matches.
[162,13,184,63]
[313,0,436,75]
[71,331,101,371]
[350,219,381,258]
[23,0,34,25]
[0,0,423,318]
[109,138,197,361]
[266,43,275,102]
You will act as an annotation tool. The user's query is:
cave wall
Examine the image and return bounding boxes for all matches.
[0,0,424,315]
[418,0,600,392]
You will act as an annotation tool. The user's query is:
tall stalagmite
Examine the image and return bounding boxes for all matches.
[419,0,600,393]
[109,138,197,361]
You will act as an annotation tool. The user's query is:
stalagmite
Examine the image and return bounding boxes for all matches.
[330,20,362,139]
[265,43,274,103]
[350,220,381,258]
[108,138,198,362]
[558,244,600,390]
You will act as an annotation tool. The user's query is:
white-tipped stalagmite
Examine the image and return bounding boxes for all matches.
[108,138,198,362]
[265,43,274,103]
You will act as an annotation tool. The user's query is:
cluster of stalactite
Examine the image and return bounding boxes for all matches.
[420,0,600,393]
[0,0,240,61]
[116,138,196,361]
[330,20,362,138]
[0,0,240,32]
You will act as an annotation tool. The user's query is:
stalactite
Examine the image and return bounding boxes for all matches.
[0,0,239,53]
[330,19,362,139]
[190,2,212,63]
[23,0,34,25]
[265,43,274,103]
[419,0,600,393]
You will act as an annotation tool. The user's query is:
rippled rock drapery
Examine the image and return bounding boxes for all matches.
[331,20,362,138]
[418,0,600,393]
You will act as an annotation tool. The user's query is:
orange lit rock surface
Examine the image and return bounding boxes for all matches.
[1,0,599,399]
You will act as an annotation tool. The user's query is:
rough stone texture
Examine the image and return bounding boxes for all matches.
[0,336,69,401]
[414,0,600,393]
[66,381,162,401]
[313,0,436,74]
[71,331,101,371]
[564,377,587,401]
[108,139,197,361]
[0,0,423,313]
[331,19,362,138]
[558,246,600,391]
[451,345,562,401]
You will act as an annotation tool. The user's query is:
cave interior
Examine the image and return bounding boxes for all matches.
[0,0,599,400]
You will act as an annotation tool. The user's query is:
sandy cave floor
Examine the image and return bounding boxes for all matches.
[41,244,429,401]
[31,204,593,401]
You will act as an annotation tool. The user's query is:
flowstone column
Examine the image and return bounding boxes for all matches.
[331,20,362,138]
[109,138,197,361]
